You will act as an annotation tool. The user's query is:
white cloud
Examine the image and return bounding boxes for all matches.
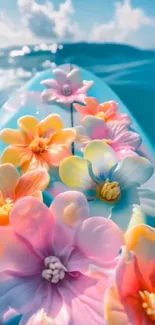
[91,0,155,44]
[0,0,155,48]
[0,13,40,48]
[18,0,82,41]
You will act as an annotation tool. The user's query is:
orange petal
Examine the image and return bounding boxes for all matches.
[74,103,86,114]
[84,97,99,113]
[31,191,43,201]
[104,286,131,325]
[0,129,25,145]
[15,169,50,199]
[42,147,71,167]
[1,146,32,168]
[49,129,76,146]
[18,116,39,140]
[0,164,20,198]
[0,212,10,226]
[0,191,5,206]
[21,155,48,173]
[125,224,155,251]
[99,102,111,112]
[38,114,63,137]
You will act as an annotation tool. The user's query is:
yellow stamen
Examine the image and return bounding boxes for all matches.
[103,139,112,145]
[29,137,49,153]
[96,112,108,121]
[97,179,121,203]
[139,290,155,321]
[0,198,14,225]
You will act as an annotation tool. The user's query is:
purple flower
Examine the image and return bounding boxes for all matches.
[41,68,94,106]
[0,191,123,325]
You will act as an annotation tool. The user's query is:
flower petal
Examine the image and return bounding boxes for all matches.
[1,146,32,167]
[32,191,43,201]
[54,68,68,86]
[10,197,55,257]
[50,191,89,255]
[18,116,39,139]
[75,125,89,143]
[67,68,83,90]
[50,128,76,146]
[0,227,41,274]
[110,186,140,230]
[84,140,117,179]
[125,224,155,289]
[104,286,133,325]
[41,79,61,90]
[113,156,154,189]
[75,217,123,263]
[0,275,41,318]
[112,130,141,150]
[0,129,25,145]
[74,103,90,115]
[38,114,63,137]
[116,148,138,161]
[137,188,155,217]
[47,181,69,198]
[83,116,110,139]
[85,97,99,113]
[59,275,104,325]
[41,89,59,102]
[108,122,127,139]
[80,80,94,92]
[89,198,112,218]
[0,163,20,198]
[14,170,50,199]
[20,155,48,173]
[42,146,71,167]
[59,156,95,190]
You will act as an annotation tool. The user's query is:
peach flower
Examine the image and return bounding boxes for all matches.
[74,97,131,124]
[0,114,76,173]
[104,225,155,325]
[0,163,49,225]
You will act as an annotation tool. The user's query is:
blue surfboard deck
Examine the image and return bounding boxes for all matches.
[1,64,155,325]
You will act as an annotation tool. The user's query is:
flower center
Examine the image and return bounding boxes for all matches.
[103,139,112,145]
[97,179,121,203]
[96,112,108,121]
[29,137,48,153]
[139,290,155,321]
[42,256,67,284]
[0,198,14,225]
[62,84,72,96]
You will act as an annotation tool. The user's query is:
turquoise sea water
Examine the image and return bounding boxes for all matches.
[0,42,155,146]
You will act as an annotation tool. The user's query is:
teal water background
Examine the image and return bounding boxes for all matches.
[0,42,155,146]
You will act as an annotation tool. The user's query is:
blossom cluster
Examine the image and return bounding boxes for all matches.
[0,67,155,325]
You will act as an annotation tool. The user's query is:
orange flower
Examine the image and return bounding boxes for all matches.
[0,114,76,173]
[74,97,131,124]
[0,163,50,225]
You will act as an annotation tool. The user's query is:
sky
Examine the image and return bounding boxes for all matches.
[0,0,155,48]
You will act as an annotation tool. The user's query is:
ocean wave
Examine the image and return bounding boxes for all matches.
[0,42,155,144]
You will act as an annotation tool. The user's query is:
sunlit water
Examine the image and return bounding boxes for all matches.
[0,42,155,145]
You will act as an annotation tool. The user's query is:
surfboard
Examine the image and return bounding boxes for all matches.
[1,64,155,325]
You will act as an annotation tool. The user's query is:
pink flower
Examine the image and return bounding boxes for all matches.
[0,191,123,325]
[74,97,131,124]
[75,116,141,160]
[41,68,94,105]
[104,225,155,325]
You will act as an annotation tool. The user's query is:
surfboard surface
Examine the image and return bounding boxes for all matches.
[1,64,155,325]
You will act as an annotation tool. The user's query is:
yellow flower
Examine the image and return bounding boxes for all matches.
[0,114,76,173]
